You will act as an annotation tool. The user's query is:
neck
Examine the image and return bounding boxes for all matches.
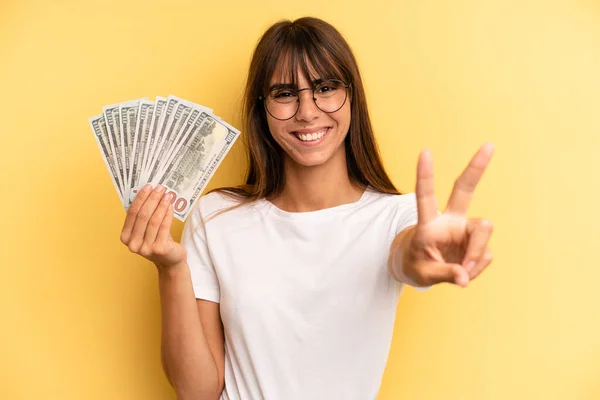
[269,147,366,212]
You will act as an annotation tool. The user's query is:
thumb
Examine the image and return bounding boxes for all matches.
[420,261,470,288]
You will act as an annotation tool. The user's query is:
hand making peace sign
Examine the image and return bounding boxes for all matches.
[402,142,495,288]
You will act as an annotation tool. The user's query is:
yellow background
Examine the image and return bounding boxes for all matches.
[1,0,599,399]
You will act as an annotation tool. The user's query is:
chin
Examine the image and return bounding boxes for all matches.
[287,144,345,168]
[289,154,331,167]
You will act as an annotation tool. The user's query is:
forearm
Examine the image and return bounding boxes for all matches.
[158,263,220,400]
[388,225,424,287]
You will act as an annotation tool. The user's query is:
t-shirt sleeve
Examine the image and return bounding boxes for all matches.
[394,192,419,235]
[180,198,221,303]
[395,192,432,293]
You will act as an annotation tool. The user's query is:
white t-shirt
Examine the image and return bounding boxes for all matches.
[180,186,429,400]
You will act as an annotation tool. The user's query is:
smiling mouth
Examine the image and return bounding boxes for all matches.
[292,127,330,142]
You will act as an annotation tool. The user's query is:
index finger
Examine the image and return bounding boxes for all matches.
[445,142,494,215]
[416,148,439,224]
[120,184,153,243]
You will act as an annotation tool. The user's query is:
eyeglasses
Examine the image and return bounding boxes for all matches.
[259,79,351,121]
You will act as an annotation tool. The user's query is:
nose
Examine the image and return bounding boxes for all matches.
[294,89,320,122]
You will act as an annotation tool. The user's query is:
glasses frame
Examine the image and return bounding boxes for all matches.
[259,79,352,121]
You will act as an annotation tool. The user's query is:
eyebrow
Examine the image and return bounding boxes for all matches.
[268,78,325,92]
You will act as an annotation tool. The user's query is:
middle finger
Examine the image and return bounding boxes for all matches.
[130,185,167,248]
[445,142,494,215]
[143,191,174,245]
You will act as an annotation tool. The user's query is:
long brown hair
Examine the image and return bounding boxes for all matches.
[207,17,401,207]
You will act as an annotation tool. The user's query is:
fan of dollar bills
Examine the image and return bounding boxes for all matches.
[88,95,240,222]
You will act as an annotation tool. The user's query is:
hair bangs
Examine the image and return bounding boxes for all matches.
[263,30,348,94]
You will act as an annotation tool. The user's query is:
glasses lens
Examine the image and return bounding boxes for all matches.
[266,89,298,120]
[314,79,348,113]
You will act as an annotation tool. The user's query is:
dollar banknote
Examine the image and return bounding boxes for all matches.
[126,100,154,208]
[150,112,239,221]
[89,114,124,204]
[146,97,193,183]
[144,96,176,184]
[153,97,213,177]
[119,99,142,190]
[153,108,202,180]
[139,96,167,185]
[90,96,240,221]
[102,104,126,196]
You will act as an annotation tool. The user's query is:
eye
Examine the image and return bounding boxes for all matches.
[271,90,297,99]
[315,80,342,95]
[316,85,334,93]
[276,91,294,98]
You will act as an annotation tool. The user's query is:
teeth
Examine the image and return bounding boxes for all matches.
[296,129,327,142]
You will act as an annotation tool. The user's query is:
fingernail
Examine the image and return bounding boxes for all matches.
[456,274,468,287]
[155,185,165,193]
[162,192,173,202]
[484,142,495,154]
[466,260,477,273]
[143,184,151,192]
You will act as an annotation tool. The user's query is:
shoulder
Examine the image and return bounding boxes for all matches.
[364,188,417,212]
[362,189,418,234]
[197,190,244,217]
[187,190,255,225]
[186,189,264,234]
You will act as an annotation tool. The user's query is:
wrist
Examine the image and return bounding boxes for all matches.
[393,226,420,286]
[156,260,189,279]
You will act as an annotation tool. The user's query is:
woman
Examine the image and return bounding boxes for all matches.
[120,17,494,400]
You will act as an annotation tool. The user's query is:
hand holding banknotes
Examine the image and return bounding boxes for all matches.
[120,183,187,269]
